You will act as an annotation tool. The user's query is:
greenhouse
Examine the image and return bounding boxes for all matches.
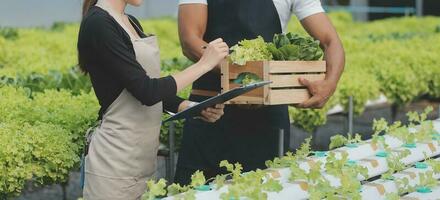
[1,0,440,200]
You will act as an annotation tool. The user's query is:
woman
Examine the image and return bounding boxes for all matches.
[77,0,228,199]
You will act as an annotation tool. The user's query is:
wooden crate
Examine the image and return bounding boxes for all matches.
[220,60,326,105]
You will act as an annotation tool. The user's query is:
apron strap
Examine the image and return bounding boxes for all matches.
[96,2,138,40]
[80,120,101,189]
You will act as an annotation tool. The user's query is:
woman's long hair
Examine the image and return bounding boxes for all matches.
[83,0,98,17]
[78,0,98,73]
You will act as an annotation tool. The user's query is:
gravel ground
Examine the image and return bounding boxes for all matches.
[13,101,440,200]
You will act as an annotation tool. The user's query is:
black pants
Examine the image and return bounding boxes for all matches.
[174,98,290,185]
[174,117,228,185]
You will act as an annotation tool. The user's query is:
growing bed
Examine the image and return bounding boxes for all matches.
[158,118,440,200]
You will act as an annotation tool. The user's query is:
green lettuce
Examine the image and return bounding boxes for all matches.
[272,32,323,61]
[230,36,273,65]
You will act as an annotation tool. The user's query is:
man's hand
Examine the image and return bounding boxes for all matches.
[297,13,345,109]
[297,78,336,109]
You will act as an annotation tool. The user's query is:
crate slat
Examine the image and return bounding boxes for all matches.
[269,74,326,88]
[221,60,230,93]
[269,61,326,73]
[229,83,264,97]
[229,96,264,104]
[268,89,310,105]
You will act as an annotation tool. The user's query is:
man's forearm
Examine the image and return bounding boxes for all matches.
[322,39,345,86]
[181,37,222,73]
[300,13,345,87]
[178,4,209,63]
[181,36,207,62]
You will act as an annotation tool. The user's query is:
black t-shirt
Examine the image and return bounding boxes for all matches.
[78,6,183,119]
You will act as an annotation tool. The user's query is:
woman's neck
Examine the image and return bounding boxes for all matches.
[97,0,126,15]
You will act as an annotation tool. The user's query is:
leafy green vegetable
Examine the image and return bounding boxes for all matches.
[392,165,438,197]
[278,44,300,60]
[0,122,77,197]
[265,137,311,168]
[266,43,284,60]
[325,152,347,176]
[407,106,432,124]
[213,174,226,190]
[265,151,296,168]
[230,36,272,65]
[178,189,196,200]
[288,106,330,133]
[328,133,362,150]
[329,135,348,150]
[0,27,19,40]
[395,176,413,195]
[229,33,322,65]
[271,32,323,61]
[143,179,167,200]
[325,152,368,180]
[308,178,336,200]
[143,170,206,199]
[167,183,187,196]
[385,192,400,200]
[406,106,435,143]
[372,118,388,146]
[417,170,438,189]
[262,178,283,192]
[289,161,308,181]
[220,160,242,181]
[381,149,411,180]
[273,33,290,48]
[232,72,262,85]
[0,86,98,197]
[296,137,312,160]
[190,170,206,188]
[378,107,435,146]
[426,159,440,174]
[219,160,283,200]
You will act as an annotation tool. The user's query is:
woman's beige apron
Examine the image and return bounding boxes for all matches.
[83,3,162,200]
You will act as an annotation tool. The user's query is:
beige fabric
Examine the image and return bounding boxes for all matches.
[84,173,149,200]
[84,2,163,200]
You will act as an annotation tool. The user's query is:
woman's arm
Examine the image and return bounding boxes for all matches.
[172,38,228,92]
[130,13,225,121]
[81,15,227,107]
[163,96,185,113]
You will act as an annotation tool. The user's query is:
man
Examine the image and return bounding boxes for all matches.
[175,0,345,185]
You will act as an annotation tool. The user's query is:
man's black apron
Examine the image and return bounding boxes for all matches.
[174,0,290,185]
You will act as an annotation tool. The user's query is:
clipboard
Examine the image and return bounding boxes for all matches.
[164,81,271,122]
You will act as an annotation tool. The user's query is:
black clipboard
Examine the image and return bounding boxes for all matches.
[164,81,271,122]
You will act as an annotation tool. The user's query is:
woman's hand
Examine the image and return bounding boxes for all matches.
[178,101,225,123]
[171,38,228,92]
[199,104,225,123]
[198,38,229,72]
